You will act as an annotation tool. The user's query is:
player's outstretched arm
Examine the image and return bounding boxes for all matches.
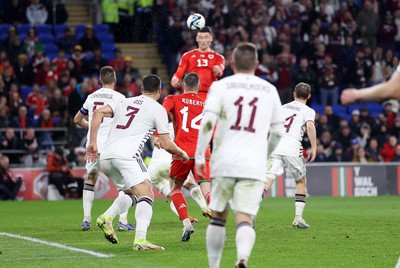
[86,106,113,162]
[73,110,89,129]
[158,134,189,161]
[306,121,317,163]
[341,71,400,105]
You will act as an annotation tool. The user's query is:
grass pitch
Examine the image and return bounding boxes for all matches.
[0,196,399,268]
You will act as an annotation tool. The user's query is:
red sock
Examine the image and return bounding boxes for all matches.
[171,189,189,221]
[205,192,211,204]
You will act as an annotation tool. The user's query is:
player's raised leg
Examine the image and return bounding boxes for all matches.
[117,190,136,231]
[82,160,100,230]
[183,175,210,217]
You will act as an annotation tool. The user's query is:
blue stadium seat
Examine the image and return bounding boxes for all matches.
[18,34,26,41]
[46,53,57,60]
[365,102,383,113]
[75,24,87,36]
[101,42,115,53]
[94,24,110,34]
[35,25,52,35]
[20,86,33,102]
[0,34,7,41]
[0,24,12,34]
[332,104,347,114]
[38,34,55,44]
[54,24,69,34]
[311,104,324,115]
[348,104,363,113]
[104,52,115,61]
[17,24,32,35]
[96,33,113,42]
[44,44,58,54]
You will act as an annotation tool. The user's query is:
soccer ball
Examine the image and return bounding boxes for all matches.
[187,13,206,30]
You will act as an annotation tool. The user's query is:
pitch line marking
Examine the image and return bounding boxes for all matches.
[0,232,114,258]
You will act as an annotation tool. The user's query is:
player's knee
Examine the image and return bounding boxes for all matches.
[137,195,154,206]
[86,173,98,185]
[170,188,183,196]
[236,221,253,230]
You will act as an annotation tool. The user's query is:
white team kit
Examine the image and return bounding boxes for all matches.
[197,73,284,216]
[267,100,316,180]
[100,95,170,190]
[80,88,125,174]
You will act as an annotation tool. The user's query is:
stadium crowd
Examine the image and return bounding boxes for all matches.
[0,0,400,173]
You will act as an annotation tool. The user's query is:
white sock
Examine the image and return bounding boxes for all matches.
[135,197,153,240]
[82,190,94,222]
[105,194,133,220]
[159,183,171,197]
[189,185,208,210]
[169,201,179,217]
[182,218,191,228]
[295,202,305,217]
[235,223,255,266]
[117,191,129,224]
[206,223,226,268]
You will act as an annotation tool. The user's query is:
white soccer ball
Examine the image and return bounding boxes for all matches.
[186,13,206,30]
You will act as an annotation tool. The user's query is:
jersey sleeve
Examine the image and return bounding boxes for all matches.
[162,95,175,115]
[80,98,89,115]
[215,54,225,74]
[203,82,222,115]
[269,86,284,134]
[173,53,189,80]
[304,108,316,123]
[110,99,124,118]
[154,106,170,135]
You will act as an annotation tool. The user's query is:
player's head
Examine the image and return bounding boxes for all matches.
[294,82,311,100]
[231,42,258,73]
[182,72,200,93]
[99,66,116,87]
[196,26,213,51]
[142,74,162,97]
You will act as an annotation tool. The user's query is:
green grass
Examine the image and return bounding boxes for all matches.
[0,197,399,268]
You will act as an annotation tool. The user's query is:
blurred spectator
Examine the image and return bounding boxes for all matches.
[255,54,278,84]
[26,0,48,26]
[390,144,400,162]
[315,144,328,162]
[24,28,44,58]
[7,37,25,65]
[78,25,101,54]
[46,0,68,25]
[0,104,10,128]
[73,147,86,167]
[165,20,185,76]
[4,0,26,25]
[356,0,379,50]
[119,73,140,97]
[3,27,19,54]
[85,47,108,76]
[352,147,373,162]
[10,105,32,128]
[324,106,341,130]
[34,57,52,87]
[48,89,67,124]
[366,138,383,162]
[57,28,75,54]
[319,54,339,106]
[68,79,89,118]
[14,54,34,86]
[21,127,39,165]
[8,84,23,117]
[349,110,362,135]
[276,44,295,104]
[378,12,397,53]
[66,60,82,83]
[0,155,22,200]
[349,48,373,88]
[359,107,376,128]
[52,50,68,74]
[0,128,23,164]
[382,102,396,130]
[117,56,141,84]
[380,135,398,162]
[35,108,54,149]
[33,90,49,119]
[2,64,17,94]
[70,45,88,77]
[395,10,400,52]
[347,138,361,160]
[335,125,353,152]
[327,143,348,162]
[109,47,124,73]
[46,148,83,199]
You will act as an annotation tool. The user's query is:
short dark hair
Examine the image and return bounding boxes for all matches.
[100,66,115,85]
[183,73,200,91]
[142,74,161,93]
[294,82,311,99]
[199,26,212,34]
[233,42,257,71]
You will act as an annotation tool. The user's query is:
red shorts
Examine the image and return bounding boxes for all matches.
[170,159,210,183]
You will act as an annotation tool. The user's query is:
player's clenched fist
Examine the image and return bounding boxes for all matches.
[212,65,222,76]
[341,88,359,106]
[171,76,181,88]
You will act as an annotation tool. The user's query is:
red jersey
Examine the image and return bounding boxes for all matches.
[173,49,224,96]
[52,58,68,73]
[163,92,211,159]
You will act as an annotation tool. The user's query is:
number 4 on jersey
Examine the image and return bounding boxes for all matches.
[180,106,201,132]
[284,114,297,133]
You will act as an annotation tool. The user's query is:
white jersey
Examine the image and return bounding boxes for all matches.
[272,100,315,158]
[81,88,125,153]
[150,122,174,162]
[199,73,284,182]
[102,95,170,160]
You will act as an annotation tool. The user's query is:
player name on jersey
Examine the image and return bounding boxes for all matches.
[226,82,270,92]
[181,98,204,106]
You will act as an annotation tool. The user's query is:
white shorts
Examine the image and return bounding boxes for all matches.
[147,148,171,191]
[86,157,101,175]
[266,155,306,181]
[209,177,264,217]
[100,158,149,191]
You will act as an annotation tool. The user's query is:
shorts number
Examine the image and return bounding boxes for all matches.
[197,59,208,67]
[116,106,140,129]
[230,96,258,133]
[284,114,297,133]
[180,106,201,132]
